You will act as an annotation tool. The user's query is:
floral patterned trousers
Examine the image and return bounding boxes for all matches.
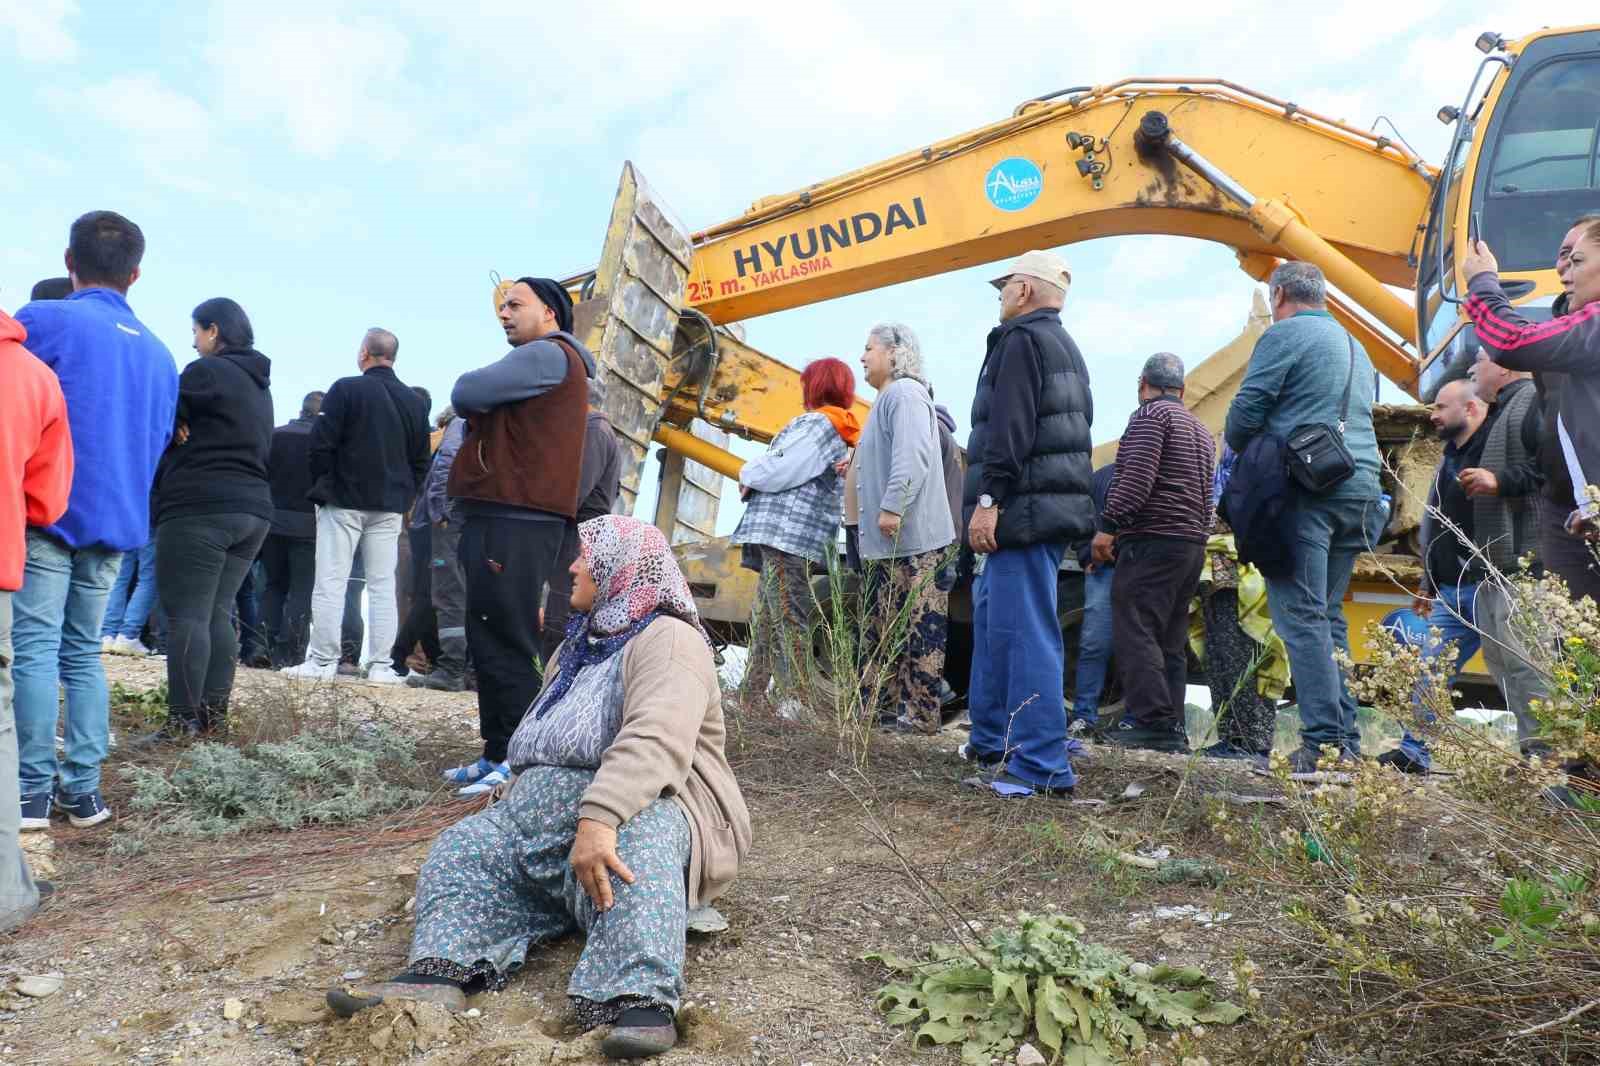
[408,765,691,1024]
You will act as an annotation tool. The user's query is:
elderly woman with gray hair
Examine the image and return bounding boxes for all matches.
[854,322,956,733]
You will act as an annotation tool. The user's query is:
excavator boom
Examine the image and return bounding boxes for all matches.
[682,79,1434,386]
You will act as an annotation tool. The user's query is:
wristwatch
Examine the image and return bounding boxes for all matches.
[978,494,996,509]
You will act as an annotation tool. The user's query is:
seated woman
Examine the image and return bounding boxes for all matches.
[327,515,752,1059]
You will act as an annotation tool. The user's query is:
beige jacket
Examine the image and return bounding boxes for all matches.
[572,616,753,907]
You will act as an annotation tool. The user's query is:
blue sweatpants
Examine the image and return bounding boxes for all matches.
[967,542,1075,790]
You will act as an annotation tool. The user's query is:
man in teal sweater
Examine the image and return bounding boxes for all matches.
[1224,262,1381,777]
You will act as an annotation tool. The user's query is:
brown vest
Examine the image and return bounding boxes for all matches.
[447,340,587,518]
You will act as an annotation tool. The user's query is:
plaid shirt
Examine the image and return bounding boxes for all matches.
[732,413,846,564]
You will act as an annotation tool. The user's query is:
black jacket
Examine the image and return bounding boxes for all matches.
[1423,425,1489,591]
[309,365,431,514]
[1220,432,1295,579]
[1534,293,1573,507]
[267,416,317,539]
[1075,463,1117,568]
[577,410,624,523]
[962,308,1095,549]
[152,349,274,526]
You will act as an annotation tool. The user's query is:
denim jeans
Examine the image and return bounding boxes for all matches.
[100,541,158,640]
[0,590,42,930]
[1070,564,1113,724]
[1264,493,1380,757]
[967,541,1075,790]
[1397,583,1481,768]
[13,530,121,797]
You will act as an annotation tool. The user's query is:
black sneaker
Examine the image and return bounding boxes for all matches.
[1376,748,1430,775]
[56,789,111,829]
[1105,719,1189,754]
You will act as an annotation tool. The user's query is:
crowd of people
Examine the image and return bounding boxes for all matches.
[3,203,1599,1056]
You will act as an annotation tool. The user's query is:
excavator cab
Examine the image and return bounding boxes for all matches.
[1417,26,1600,397]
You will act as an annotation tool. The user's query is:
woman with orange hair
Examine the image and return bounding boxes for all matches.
[731,357,860,718]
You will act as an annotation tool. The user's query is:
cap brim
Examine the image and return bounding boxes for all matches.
[989,275,1009,290]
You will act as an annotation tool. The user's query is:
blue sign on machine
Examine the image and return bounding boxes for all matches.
[984,157,1044,212]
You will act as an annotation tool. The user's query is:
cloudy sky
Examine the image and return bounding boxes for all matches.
[0,2,1573,530]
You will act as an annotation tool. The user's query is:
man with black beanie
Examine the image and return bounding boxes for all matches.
[444,277,595,795]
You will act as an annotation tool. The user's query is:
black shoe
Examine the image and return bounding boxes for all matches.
[957,742,1003,767]
[970,770,1074,799]
[35,880,54,902]
[1283,746,1356,782]
[422,671,466,693]
[1105,719,1189,754]
[1376,748,1430,775]
[602,1005,677,1059]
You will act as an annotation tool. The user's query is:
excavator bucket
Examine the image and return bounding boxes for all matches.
[572,162,697,515]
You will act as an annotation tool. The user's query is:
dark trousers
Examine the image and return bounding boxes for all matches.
[156,513,271,723]
[233,559,266,663]
[540,523,581,665]
[392,525,442,672]
[260,534,315,667]
[461,515,568,762]
[1111,536,1205,731]
[1540,504,1600,602]
[341,553,364,664]
[431,522,468,675]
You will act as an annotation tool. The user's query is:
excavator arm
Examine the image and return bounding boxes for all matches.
[681,79,1435,395]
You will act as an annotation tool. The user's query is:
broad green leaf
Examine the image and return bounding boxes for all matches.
[992,970,1032,1016]
[1149,964,1210,987]
[1061,1041,1119,1066]
[1194,1000,1248,1024]
[1035,976,1065,1053]
[927,965,997,992]
[926,990,988,1026]
[863,950,919,972]
[1060,983,1096,1043]
[913,1019,967,1047]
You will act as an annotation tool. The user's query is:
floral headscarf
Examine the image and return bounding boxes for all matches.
[532,514,710,716]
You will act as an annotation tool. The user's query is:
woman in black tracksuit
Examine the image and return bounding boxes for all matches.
[151,298,275,738]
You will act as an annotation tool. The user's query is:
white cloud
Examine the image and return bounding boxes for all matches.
[206,5,414,158]
[78,75,213,140]
[0,0,78,63]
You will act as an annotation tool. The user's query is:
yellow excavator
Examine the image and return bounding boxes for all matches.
[536,23,1598,704]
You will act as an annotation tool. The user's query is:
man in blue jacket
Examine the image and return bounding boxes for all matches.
[1224,262,1381,777]
[14,211,178,832]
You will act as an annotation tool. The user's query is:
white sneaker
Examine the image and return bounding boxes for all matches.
[101,636,114,654]
[111,636,153,657]
[280,660,338,680]
[363,664,405,686]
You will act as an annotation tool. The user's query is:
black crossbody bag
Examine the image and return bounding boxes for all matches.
[1285,335,1359,494]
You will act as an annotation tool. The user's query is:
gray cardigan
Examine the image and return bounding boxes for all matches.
[854,377,954,561]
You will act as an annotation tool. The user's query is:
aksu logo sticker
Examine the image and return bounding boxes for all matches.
[984,157,1043,212]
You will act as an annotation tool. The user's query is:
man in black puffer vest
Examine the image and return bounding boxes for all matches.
[962,250,1094,797]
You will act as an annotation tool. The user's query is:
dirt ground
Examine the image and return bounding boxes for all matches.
[3,655,1323,1066]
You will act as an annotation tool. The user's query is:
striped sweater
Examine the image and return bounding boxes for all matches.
[1099,397,1216,542]
[1466,271,1600,510]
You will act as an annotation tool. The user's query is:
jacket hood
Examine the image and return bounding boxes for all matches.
[0,309,24,346]
[934,404,956,434]
[542,329,598,376]
[220,348,271,388]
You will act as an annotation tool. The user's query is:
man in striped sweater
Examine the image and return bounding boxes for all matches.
[1090,353,1216,752]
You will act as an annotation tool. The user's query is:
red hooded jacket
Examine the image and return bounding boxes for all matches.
[0,310,74,590]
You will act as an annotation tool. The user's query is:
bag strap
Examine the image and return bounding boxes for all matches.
[1337,334,1357,434]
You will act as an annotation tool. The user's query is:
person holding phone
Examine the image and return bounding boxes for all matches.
[1463,222,1600,556]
